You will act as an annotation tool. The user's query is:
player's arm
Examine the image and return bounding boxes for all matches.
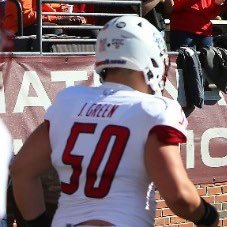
[145,132,219,226]
[10,121,52,223]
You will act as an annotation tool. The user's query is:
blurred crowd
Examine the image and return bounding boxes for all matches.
[0,0,227,52]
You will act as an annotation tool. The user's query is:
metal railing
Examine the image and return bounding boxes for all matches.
[9,0,23,36]
[36,0,142,54]
[5,0,227,55]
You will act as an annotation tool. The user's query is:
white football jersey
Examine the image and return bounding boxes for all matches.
[0,119,12,220]
[45,82,187,227]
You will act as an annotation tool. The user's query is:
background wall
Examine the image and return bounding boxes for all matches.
[155,182,227,226]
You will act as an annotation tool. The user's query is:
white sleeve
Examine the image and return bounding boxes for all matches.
[153,99,188,137]
[44,88,65,121]
[142,98,188,138]
[0,119,13,220]
[44,104,55,122]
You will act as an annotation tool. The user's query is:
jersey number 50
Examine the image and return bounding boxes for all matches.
[61,122,130,198]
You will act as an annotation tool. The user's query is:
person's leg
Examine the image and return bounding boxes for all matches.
[23,23,63,36]
[170,30,196,51]
[196,35,213,50]
[21,23,64,52]
[42,22,63,36]
[65,27,99,38]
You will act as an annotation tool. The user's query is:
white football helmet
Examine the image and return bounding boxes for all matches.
[95,15,169,95]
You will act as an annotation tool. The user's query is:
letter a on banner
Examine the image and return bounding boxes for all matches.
[51,71,88,87]
[14,71,51,113]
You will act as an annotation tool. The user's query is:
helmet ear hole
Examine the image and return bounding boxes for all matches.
[151,59,158,68]
[147,70,154,80]
[100,69,107,81]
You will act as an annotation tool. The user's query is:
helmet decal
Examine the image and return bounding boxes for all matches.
[116,21,126,28]
[111,38,124,49]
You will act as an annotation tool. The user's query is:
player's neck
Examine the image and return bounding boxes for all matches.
[105,70,152,94]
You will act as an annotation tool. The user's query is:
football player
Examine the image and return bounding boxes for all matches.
[11,15,219,227]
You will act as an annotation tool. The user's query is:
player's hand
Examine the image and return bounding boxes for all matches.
[70,16,87,25]
[56,16,86,25]
[56,17,72,25]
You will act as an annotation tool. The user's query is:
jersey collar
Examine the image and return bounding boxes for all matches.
[101,82,135,91]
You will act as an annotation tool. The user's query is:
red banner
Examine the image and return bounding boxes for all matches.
[0,55,227,184]
[0,55,95,151]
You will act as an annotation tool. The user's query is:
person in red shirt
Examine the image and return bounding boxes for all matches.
[167,0,227,50]
[2,0,87,51]
[2,0,86,36]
